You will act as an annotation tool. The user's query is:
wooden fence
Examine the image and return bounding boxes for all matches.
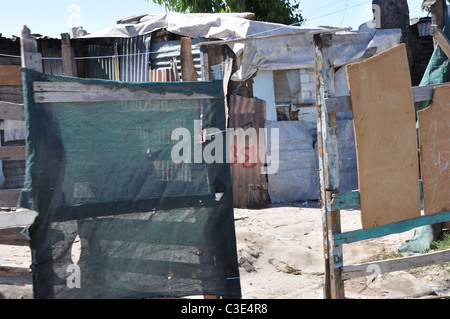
[314,31,450,299]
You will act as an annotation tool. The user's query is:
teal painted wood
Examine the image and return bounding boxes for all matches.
[331,182,424,210]
[330,190,360,210]
[335,210,450,245]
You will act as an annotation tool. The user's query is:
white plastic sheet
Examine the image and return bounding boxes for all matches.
[81,12,402,81]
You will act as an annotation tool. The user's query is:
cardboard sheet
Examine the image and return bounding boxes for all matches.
[418,85,450,215]
[346,44,421,229]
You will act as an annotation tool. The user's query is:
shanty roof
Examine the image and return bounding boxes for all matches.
[80,12,402,81]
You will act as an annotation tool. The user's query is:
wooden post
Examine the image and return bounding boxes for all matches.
[432,26,450,60]
[429,0,446,48]
[180,37,198,82]
[314,33,344,299]
[61,33,77,77]
[201,46,211,81]
[20,26,43,72]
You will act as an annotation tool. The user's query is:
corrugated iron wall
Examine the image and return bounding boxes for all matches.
[150,38,203,81]
[228,94,269,208]
[114,34,152,82]
[85,44,119,80]
[83,35,206,83]
[84,35,151,82]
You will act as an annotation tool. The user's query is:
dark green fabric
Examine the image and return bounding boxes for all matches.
[19,68,241,299]
[415,8,450,112]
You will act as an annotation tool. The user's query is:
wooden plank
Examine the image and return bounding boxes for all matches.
[61,33,77,77]
[324,95,352,113]
[412,82,450,102]
[330,190,360,210]
[0,209,37,228]
[0,85,23,104]
[0,86,23,96]
[334,210,450,245]
[0,227,30,246]
[0,65,22,86]
[0,266,32,286]
[0,101,25,121]
[418,85,450,215]
[324,82,450,113]
[432,26,450,61]
[0,146,26,161]
[0,189,23,209]
[332,181,424,210]
[346,44,421,229]
[341,248,450,280]
[33,82,219,103]
[20,26,43,72]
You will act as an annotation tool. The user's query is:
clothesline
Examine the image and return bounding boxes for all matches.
[0,47,181,61]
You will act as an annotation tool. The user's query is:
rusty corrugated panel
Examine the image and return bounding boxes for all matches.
[228,94,268,208]
[149,68,176,82]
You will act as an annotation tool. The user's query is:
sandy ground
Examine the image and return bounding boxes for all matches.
[0,203,449,299]
[235,202,450,299]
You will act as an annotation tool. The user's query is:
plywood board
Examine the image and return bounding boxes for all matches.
[346,44,421,229]
[0,65,22,86]
[418,85,450,215]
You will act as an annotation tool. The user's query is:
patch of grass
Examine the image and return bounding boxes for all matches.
[363,250,403,263]
[427,230,450,276]
[429,230,450,252]
[361,230,450,277]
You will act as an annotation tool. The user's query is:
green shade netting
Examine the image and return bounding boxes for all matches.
[19,68,241,299]
[415,8,450,112]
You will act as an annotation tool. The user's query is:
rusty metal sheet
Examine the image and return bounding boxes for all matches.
[228,94,268,208]
[149,68,177,82]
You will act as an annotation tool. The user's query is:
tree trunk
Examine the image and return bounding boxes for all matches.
[372,0,420,68]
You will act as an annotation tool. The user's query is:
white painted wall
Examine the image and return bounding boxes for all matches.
[252,70,277,121]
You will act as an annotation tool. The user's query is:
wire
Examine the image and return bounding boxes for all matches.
[0,47,181,61]
[307,0,371,22]
[305,0,345,18]
[0,53,21,59]
[340,0,350,27]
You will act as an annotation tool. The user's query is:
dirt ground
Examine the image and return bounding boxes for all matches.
[0,203,449,299]
[235,202,450,299]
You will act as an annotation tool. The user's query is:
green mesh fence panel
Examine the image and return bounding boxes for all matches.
[19,68,241,299]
